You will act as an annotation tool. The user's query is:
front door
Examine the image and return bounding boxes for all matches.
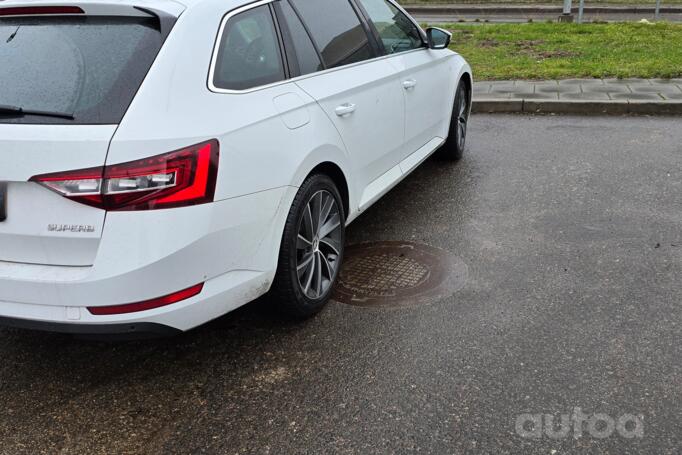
[391,48,455,157]
[355,0,454,158]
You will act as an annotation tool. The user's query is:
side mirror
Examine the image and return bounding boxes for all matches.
[426,27,452,50]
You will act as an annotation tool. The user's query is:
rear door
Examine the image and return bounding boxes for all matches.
[0,10,169,266]
[286,0,406,210]
[356,0,454,159]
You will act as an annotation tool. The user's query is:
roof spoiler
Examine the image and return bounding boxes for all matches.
[0,1,184,20]
[134,5,178,37]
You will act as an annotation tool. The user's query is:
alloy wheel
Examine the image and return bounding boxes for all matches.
[296,190,343,299]
[456,85,469,150]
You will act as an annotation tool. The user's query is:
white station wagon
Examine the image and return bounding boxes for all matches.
[0,0,472,336]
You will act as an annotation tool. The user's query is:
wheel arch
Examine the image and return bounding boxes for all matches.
[289,140,354,221]
[460,71,472,96]
[305,162,350,220]
[454,55,473,112]
[459,70,473,112]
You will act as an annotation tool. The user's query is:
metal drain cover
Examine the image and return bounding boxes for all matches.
[333,241,467,307]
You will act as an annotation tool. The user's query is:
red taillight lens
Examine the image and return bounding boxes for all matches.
[88,283,204,315]
[0,6,84,16]
[31,140,219,211]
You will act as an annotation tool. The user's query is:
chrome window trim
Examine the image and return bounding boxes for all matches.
[207,0,431,95]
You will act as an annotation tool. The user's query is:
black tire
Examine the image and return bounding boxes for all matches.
[270,174,345,319]
[440,79,470,161]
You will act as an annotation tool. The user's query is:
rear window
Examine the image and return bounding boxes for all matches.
[212,5,286,91]
[0,16,165,125]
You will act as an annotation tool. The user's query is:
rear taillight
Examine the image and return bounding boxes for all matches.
[0,6,85,16]
[31,140,219,211]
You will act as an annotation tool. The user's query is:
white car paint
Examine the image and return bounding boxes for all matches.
[0,0,471,334]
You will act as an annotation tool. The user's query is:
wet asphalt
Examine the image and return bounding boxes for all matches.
[0,114,680,454]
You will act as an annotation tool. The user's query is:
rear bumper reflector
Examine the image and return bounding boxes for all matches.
[87,283,204,315]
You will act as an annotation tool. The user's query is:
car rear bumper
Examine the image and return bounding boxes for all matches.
[0,267,270,336]
[0,186,298,333]
[0,316,181,338]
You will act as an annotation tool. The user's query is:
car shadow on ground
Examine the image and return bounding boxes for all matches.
[0,147,473,364]
[0,149,477,455]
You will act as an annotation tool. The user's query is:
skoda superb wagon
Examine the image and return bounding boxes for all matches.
[0,0,472,335]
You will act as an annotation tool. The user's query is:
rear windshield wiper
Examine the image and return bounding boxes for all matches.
[0,104,74,120]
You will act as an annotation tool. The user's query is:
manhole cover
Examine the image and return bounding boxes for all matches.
[333,241,468,307]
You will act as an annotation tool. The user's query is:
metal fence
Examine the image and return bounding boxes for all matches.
[563,0,666,23]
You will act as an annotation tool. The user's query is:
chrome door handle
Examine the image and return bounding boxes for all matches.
[335,103,356,117]
[403,79,417,90]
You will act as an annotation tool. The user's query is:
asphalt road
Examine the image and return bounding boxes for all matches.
[0,114,680,454]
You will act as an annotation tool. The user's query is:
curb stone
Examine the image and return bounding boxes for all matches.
[473,79,682,115]
[473,98,682,115]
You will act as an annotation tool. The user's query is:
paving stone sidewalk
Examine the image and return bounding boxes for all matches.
[473,79,682,114]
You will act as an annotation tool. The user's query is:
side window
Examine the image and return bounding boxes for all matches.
[276,0,323,76]
[213,5,285,91]
[357,0,423,55]
[289,0,374,69]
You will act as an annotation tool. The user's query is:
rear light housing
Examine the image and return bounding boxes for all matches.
[31,140,219,211]
[88,283,204,315]
[0,6,85,16]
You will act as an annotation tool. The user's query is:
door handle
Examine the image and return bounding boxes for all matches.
[335,103,356,117]
[403,79,417,90]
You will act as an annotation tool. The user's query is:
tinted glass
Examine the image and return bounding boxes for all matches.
[213,5,286,91]
[278,0,323,75]
[290,0,373,69]
[0,17,164,125]
[358,0,423,54]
